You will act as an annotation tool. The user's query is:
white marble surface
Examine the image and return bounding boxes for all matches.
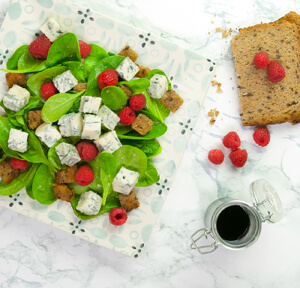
[0,0,300,287]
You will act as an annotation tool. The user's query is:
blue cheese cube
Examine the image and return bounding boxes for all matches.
[55,142,81,166]
[116,57,139,81]
[58,112,83,137]
[94,131,122,153]
[8,128,28,153]
[79,96,102,114]
[40,18,64,42]
[3,85,30,112]
[35,123,62,147]
[147,74,168,99]
[97,105,120,130]
[52,70,78,93]
[81,114,101,140]
[76,191,102,215]
[112,167,140,195]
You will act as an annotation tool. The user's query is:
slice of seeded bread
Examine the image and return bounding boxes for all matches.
[231,12,300,126]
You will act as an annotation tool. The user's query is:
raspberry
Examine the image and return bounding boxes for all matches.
[267,60,286,83]
[253,127,270,147]
[28,35,52,59]
[129,93,146,111]
[10,158,28,171]
[76,142,98,161]
[208,149,224,165]
[253,51,270,69]
[222,131,241,149]
[97,69,118,89]
[79,40,91,58]
[229,149,248,168]
[75,165,94,186]
[40,81,58,100]
[119,106,136,125]
[109,207,128,226]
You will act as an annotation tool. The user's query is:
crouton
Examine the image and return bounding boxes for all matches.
[119,189,140,212]
[55,165,77,184]
[53,183,74,202]
[131,113,154,136]
[5,73,27,88]
[160,89,184,113]
[0,158,21,184]
[136,64,151,78]
[27,110,43,130]
[118,45,138,62]
[73,83,87,92]
[118,84,133,99]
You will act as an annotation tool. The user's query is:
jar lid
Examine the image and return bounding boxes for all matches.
[249,178,283,223]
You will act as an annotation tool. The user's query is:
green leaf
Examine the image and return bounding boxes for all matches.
[25,181,35,199]
[42,90,85,123]
[118,78,150,95]
[46,33,81,67]
[6,44,29,70]
[17,49,46,72]
[63,61,89,82]
[101,86,127,111]
[136,160,160,187]
[84,43,109,71]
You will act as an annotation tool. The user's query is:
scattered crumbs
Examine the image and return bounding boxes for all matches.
[211,20,214,24]
[216,27,232,38]
[230,77,232,80]
[232,87,234,90]
[208,108,220,125]
[214,75,217,78]
[208,31,211,35]
[214,14,216,17]
[211,80,223,93]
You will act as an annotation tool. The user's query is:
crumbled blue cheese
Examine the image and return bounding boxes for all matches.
[97,105,120,130]
[76,191,102,215]
[147,74,168,99]
[40,18,64,42]
[3,85,30,112]
[35,123,62,147]
[8,128,28,153]
[112,166,140,195]
[116,57,139,81]
[81,114,101,140]
[58,112,83,137]
[55,142,81,166]
[79,96,102,114]
[52,70,78,93]
[94,130,122,153]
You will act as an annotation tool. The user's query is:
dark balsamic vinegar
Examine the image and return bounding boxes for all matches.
[216,205,250,241]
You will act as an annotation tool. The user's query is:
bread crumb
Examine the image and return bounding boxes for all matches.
[211,80,223,93]
[208,108,220,125]
[216,27,232,38]
[211,20,214,24]
[208,31,211,35]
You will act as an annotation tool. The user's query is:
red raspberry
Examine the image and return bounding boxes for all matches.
[208,149,224,165]
[79,40,91,58]
[119,106,136,125]
[28,35,52,59]
[75,165,94,186]
[229,149,248,168]
[253,127,270,147]
[76,142,98,161]
[129,93,146,111]
[222,131,241,149]
[253,51,270,69]
[109,207,128,226]
[40,81,58,100]
[267,60,285,83]
[97,69,118,89]
[10,158,28,171]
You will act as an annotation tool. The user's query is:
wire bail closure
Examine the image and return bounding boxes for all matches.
[190,228,219,254]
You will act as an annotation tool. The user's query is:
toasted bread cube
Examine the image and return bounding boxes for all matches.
[53,183,74,202]
[136,65,151,78]
[118,45,138,62]
[55,165,77,184]
[118,84,132,99]
[119,189,140,212]
[131,114,154,136]
[0,158,21,184]
[27,110,43,130]
[73,83,87,92]
[5,73,27,88]
[160,89,184,113]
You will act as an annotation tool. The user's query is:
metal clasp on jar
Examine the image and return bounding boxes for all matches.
[190,228,219,254]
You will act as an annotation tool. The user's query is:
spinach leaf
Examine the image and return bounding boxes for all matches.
[114,123,132,135]
[32,163,56,205]
[0,149,7,163]
[119,78,150,95]
[101,86,127,111]
[136,160,160,187]
[27,66,68,97]
[6,45,29,70]
[0,163,39,196]
[63,61,89,82]
[17,49,46,72]
[84,44,109,71]
[86,55,124,96]
[42,90,85,123]
[46,33,81,67]
[25,181,35,199]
